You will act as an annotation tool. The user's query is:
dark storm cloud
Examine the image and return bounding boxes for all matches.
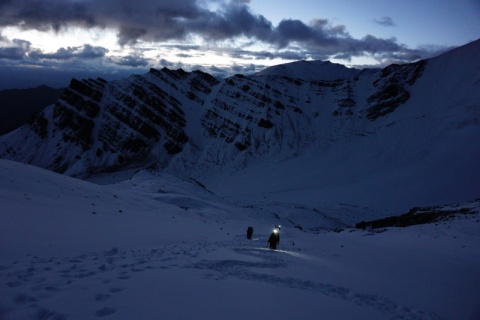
[0,34,107,61]
[0,39,31,59]
[29,44,108,60]
[117,27,148,46]
[0,0,96,31]
[159,58,175,68]
[354,35,403,54]
[374,16,396,27]
[177,53,194,58]
[276,19,315,45]
[230,63,256,73]
[167,44,201,51]
[0,0,452,86]
[0,0,424,59]
[231,49,307,61]
[0,46,26,60]
[198,3,274,41]
[108,55,150,67]
[209,64,229,76]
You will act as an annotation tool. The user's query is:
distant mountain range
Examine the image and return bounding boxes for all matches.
[1,39,479,212]
[0,85,64,135]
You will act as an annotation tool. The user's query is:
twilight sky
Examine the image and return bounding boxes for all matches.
[0,0,479,89]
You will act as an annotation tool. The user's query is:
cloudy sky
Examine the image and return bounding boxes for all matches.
[1,0,479,89]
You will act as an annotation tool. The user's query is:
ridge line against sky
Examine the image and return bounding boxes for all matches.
[0,0,479,89]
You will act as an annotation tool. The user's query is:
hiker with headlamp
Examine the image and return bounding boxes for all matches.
[267,225,281,249]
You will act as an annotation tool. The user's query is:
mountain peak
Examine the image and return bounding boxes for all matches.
[253,60,362,81]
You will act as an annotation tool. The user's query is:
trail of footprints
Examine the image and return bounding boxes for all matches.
[0,241,214,319]
[1,235,441,320]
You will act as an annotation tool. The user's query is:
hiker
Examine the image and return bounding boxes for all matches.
[267,225,280,249]
[247,226,253,239]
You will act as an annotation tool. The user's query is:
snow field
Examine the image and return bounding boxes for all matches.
[1,159,480,319]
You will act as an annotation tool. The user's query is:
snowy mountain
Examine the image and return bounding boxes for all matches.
[1,39,479,214]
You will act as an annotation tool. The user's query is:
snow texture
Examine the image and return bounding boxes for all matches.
[1,159,479,320]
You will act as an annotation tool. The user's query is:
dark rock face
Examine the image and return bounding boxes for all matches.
[27,111,49,139]
[69,70,201,172]
[355,203,476,229]
[52,78,105,152]
[366,60,427,120]
[0,68,217,175]
[104,74,187,157]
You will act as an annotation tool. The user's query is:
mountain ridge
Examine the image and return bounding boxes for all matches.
[1,39,479,212]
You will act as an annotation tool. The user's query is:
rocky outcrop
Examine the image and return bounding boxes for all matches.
[355,200,478,229]
[0,67,223,175]
[366,60,427,120]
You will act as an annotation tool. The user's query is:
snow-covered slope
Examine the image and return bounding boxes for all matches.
[1,159,479,320]
[205,40,480,213]
[0,40,479,216]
